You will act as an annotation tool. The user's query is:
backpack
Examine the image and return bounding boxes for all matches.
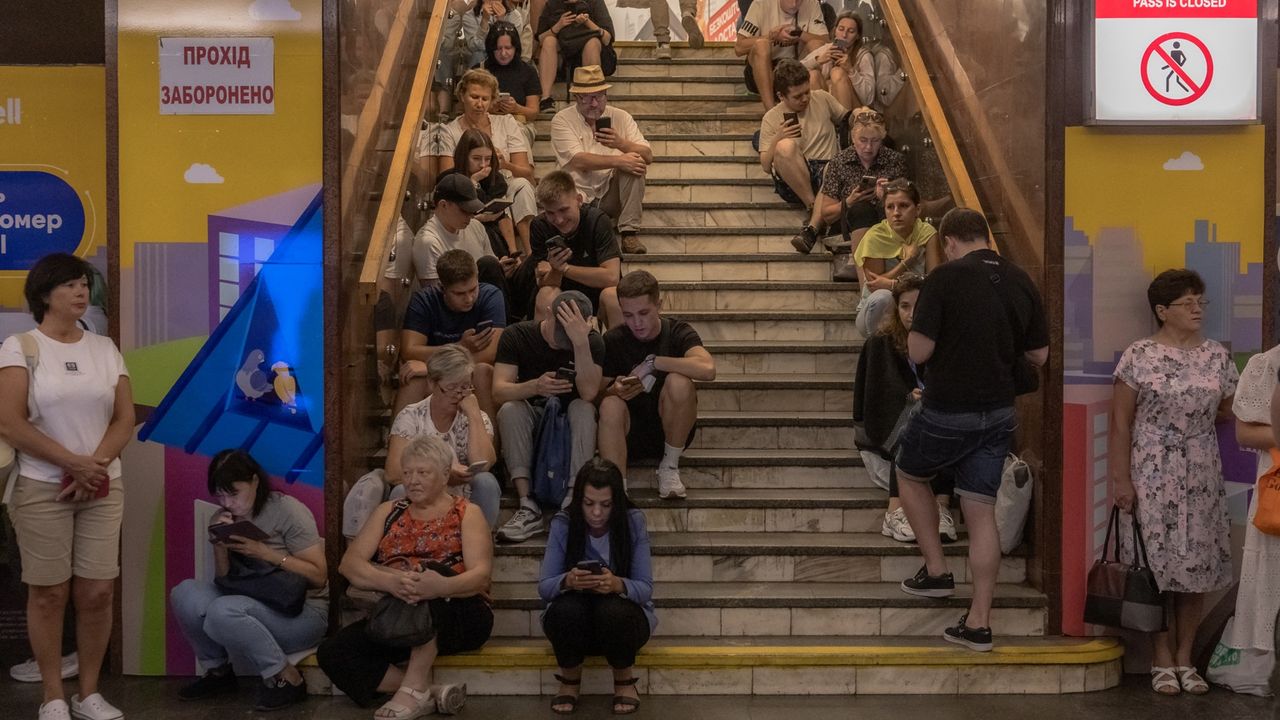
[531,395,572,509]
[0,332,41,505]
[870,42,905,110]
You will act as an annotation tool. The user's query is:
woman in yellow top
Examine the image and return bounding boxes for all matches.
[848,180,939,337]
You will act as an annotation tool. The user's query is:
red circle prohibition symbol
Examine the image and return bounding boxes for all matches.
[1140,32,1213,107]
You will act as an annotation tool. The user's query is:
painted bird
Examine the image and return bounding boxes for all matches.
[235,349,272,400]
[271,361,298,414]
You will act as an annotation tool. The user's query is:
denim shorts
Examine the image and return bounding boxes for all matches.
[772,159,829,205]
[893,405,1017,504]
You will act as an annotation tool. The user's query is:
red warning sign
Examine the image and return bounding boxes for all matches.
[1140,32,1213,107]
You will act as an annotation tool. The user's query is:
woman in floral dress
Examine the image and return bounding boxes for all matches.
[1109,269,1236,697]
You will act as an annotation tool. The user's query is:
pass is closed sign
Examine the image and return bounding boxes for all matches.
[1091,0,1257,123]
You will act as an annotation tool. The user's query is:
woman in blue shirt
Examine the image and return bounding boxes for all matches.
[537,458,653,715]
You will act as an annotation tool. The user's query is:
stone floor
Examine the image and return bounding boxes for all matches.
[6,676,1275,719]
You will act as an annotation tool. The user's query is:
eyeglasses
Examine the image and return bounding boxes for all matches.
[1165,299,1211,309]
[439,382,475,394]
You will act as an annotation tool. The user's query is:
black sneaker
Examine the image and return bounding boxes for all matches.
[900,565,956,598]
[790,225,817,254]
[943,614,993,652]
[539,96,555,113]
[178,666,237,700]
[255,677,307,712]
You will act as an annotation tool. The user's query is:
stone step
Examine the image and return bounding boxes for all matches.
[660,281,857,312]
[534,113,762,134]
[301,637,1124,696]
[644,178,779,204]
[624,248,831,282]
[676,310,857,343]
[617,57,746,77]
[532,154,767,180]
[485,582,1047,639]
[643,202,805,228]
[706,340,861,375]
[694,373,853,412]
[552,75,743,97]
[534,134,755,158]
[541,94,761,115]
[615,42,741,60]
[625,448,868,490]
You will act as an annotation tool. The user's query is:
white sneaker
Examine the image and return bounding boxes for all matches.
[881,507,916,543]
[655,42,672,60]
[11,653,79,683]
[39,700,71,720]
[938,505,958,544]
[656,467,686,500]
[70,693,122,720]
[495,501,543,543]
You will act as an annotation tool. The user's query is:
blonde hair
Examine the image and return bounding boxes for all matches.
[427,344,475,385]
[400,435,454,476]
[456,68,499,102]
[850,106,887,139]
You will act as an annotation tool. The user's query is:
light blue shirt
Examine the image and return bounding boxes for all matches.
[537,508,657,632]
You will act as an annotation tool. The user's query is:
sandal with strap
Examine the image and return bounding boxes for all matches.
[374,685,435,720]
[551,674,582,715]
[1175,666,1209,695]
[1150,666,1180,696]
[611,676,640,716]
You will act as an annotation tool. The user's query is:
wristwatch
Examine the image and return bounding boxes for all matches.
[384,343,398,359]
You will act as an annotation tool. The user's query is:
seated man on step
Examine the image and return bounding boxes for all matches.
[736,0,829,111]
[396,174,506,291]
[395,250,507,418]
[550,65,652,256]
[758,58,845,213]
[598,271,716,501]
[534,0,615,111]
[525,170,623,328]
[493,290,605,543]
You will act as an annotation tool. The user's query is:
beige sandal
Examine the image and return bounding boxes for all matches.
[374,685,435,720]
[1175,666,1209,695]
[1150,666,1180,695]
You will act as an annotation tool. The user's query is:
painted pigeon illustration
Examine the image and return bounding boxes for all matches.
[235,349,272,400]
[271,361,298,414]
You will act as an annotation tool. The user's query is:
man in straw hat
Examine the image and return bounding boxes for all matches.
[550,65,652,255]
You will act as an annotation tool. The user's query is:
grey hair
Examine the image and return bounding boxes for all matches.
[427,344,475,384]
[399,435,454,475]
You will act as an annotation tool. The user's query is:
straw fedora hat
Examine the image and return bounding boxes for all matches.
[569,65,612,94]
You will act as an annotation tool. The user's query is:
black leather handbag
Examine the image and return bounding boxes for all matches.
[1083,506,1166,632]
[215,554,309,617]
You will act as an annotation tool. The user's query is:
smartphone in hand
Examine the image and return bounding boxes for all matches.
[783,111,799,126]
[467,460,491,474]
[556,366,577,382]
[207,520,271,543]
[575,559,604,575]
[595,116,612,132]
[61,474,109,501]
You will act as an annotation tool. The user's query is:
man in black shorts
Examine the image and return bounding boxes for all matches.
[527,170,622,327]
[735,0,828,110]
[598,271,717,499]
[893,208,1048,652]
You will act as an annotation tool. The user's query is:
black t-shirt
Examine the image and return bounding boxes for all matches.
[486,60,541,103]
[911,249,1047,412]
[529,206,620,305]
[494,319,606,402]
[603,318,703,390]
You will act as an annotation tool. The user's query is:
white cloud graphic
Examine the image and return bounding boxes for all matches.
[184,163,225,184]
[249,0,302,21]
[1162,151,1203,172]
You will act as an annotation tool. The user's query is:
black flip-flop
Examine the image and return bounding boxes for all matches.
[551,673,581,715]
[611,677,640,716]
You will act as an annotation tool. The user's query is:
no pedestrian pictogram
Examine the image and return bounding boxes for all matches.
[1141,32,1213,107]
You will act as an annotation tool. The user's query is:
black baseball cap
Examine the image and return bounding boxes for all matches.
[432,173,485,214]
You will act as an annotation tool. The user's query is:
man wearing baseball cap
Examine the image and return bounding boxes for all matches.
[550,65,652,255]
[409,173,498,287]
[492,290,605,542]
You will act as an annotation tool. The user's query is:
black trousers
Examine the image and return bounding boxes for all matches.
[542,593,651,670]
[316,596,493,707]
[888,463,957,500]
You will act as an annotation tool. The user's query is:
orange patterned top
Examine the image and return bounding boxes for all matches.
[375,496,468,575]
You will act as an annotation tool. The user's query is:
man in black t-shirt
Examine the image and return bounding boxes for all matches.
[599,271,716,500]
[526,170,622,327]
[492,290,606,542]
[892,208,1048,653]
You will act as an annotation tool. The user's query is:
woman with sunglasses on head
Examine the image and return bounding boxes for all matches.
[385,344,501,528]
[1109,269,1236,697]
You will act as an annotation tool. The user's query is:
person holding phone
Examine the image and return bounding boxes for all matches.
[822,12,876,112]
[534,0,615,112]
[168,450,329,711]
[0,253,133,720]
[451,128,537,264]
[598,271,716,501]
[423,68,535,182]
[386,344,502,528]
[736,0,829,110]
[538,459,654,714]
[843,180,938,325]
[757,58,846,212]
[481,21,541,148]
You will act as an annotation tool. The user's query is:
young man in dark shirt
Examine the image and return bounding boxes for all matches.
[397,250,507,418]
[527,170,622,327]
[893,208,1048,652]
[599,271,716,499]
[492,290,605,542]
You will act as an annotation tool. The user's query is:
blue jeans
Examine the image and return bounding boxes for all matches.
[170,579,328,678]
[467,471,502,528]
[894,405,1017,504]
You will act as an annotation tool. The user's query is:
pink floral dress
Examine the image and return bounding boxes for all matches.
[1114,338,1237,593]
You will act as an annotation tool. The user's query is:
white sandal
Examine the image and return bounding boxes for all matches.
[1174,665,1209,695]
[373,685,435,720]
[1150,666,1180,695]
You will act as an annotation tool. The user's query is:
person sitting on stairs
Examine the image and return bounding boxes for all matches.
[614,0,704,60]
[736,0,829,111]
[847,179,938,329]
[535,0,615,112]
[598,271,717,501]
[758,58,846,214]
[550,65,652,255]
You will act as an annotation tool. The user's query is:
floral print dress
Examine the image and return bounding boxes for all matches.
[1114,338,1237,593]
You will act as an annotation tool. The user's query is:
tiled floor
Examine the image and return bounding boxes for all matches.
[6,675,1274,720]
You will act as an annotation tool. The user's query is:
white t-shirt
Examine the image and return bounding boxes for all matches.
[0,329,129,482]
[549,105,649,202]
[412,215,496,281]
[739,0,827,61]
[390,395,495,465]
[419,113,530,161]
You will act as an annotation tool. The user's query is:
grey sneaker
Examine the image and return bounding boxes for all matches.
[655,42,672,60]
[496,502,544,543]
[656,467,687,500]
[938,505,958,544]
[881,507,915,543]
[682,13,705,49]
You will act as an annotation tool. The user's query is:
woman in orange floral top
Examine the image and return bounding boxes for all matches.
[317,436,493,719]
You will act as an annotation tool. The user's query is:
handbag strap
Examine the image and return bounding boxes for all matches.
[1101,505,1121,564]
[1129,511,1154,569]
[372,499,411,565]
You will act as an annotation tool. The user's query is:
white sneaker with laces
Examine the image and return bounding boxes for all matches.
[655,42,672,60]
[938,505,958,543]
[70,693,122,720]
[496,501,543,543]
[881,507,916,543]
[11,653,79,683]
[39,700,71,720]
[656,467,686,500]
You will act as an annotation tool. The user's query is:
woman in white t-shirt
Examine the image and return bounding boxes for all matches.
[420,67,535,181]
[0,253,133,720]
